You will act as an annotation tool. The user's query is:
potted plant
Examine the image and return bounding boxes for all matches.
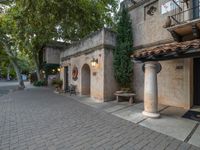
[52,79,63,93]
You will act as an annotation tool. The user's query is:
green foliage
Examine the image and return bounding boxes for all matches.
[1,0,118,80]
[113,6,133,88]
[52,79,63,88]
[33,80,47,87]
[14,0,118,41]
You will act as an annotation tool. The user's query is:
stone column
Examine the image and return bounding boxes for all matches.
[142,61,160,118]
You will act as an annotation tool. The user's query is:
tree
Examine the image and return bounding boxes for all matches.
[0,7,25,88]
[11,0,119,80]
[0,49,11,80]
[0,40,25,88]
[113,6,133,88]
[1,0,118,82]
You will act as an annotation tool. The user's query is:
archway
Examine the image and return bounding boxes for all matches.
[81,64,91,96]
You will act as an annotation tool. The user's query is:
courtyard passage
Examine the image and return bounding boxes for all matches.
[0,86,199,150]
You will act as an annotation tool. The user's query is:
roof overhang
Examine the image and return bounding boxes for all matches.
[131,39,200,62]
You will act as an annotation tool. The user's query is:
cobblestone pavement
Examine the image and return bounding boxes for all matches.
[0,83,18,97]
[0,87,199,150]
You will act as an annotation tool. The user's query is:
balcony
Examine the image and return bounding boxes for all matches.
[167,4,200,42]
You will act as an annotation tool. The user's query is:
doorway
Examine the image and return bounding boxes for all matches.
[64,66,69,91]
[193,58,200,106]
[81,64,91,96]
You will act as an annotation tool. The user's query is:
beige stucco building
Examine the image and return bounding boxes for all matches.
[125,0,200,117]
[59,28,118,101]
[41,0,200,118]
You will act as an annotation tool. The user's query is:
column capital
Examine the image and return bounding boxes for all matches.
[144,61,162,73]
[145,61,159,67]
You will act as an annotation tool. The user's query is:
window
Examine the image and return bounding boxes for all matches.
[161,0,180,15]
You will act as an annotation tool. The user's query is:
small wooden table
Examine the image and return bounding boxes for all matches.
[115,93,136,104]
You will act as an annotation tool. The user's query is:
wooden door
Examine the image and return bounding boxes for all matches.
[194,58,200,106]
[65,67,69,90]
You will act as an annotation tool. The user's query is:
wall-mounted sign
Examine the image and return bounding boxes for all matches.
[161,0,180,14]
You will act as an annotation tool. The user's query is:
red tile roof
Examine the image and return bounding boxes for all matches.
[131,39,200,59]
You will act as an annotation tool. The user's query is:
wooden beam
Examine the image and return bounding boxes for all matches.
[169,30,182,42]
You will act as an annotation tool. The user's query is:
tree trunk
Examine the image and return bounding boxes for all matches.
[34,54,41,81]
[1,40,25,89]
[7,64,10,81]
[36,64,41,81]
[10,59,25,89]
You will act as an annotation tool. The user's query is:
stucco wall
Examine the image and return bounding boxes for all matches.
[128,0,188,47]
[158,59,192,109]
[61,49,105,100]
[44,47,61,64]
[133,59,192,109]
[104,49,119,101]
[133,63,144,101]
[60,28,117,101]
[60,28,116,59]
[127,0,193,108]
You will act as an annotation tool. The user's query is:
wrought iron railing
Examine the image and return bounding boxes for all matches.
[170,4,200,27]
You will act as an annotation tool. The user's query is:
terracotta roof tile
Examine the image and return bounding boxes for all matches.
[132,39,200,59]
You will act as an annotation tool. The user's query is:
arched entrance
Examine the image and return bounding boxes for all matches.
[81,64,91,96]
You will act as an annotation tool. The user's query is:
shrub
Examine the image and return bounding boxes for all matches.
[113,6,133,88]
[52,79,63,88]
[33,80,47,86]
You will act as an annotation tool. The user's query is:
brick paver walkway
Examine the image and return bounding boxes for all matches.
[0,87,199,150]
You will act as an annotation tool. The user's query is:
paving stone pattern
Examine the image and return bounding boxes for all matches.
[0,87,199,150]
[0,86,17,97]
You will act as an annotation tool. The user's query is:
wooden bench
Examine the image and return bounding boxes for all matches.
[114,93,136,104]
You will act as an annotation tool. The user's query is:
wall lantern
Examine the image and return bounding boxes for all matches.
[91,58,98,67]
[52,69,55,72]
[57,68,61,72]
[42,70,45,74]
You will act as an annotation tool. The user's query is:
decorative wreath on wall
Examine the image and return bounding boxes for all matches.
[72,66,78,81]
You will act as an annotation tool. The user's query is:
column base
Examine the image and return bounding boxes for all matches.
[142,111,160,118]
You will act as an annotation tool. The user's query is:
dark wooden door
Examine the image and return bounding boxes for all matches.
[194,58,200,106]
[65,67,69,90]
